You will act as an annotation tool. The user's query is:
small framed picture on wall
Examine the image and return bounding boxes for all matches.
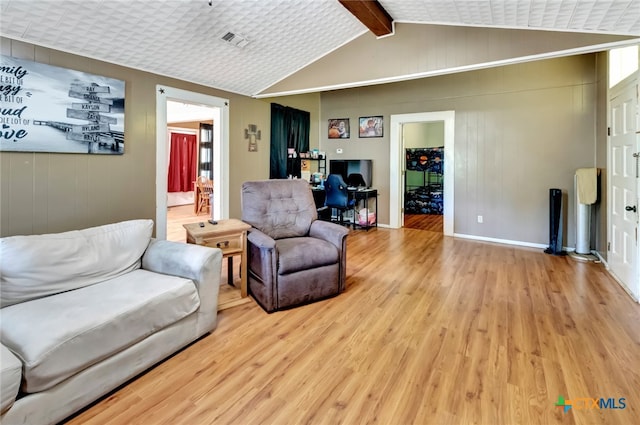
[328,118,350,139]
[359,116,383,138]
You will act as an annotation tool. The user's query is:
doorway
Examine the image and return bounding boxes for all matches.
[389,111,455,235]
[166,101,216,210]
[155,86,229,240]
[403,122,445,232]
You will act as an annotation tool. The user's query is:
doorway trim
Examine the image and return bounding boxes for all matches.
[390,111,455,235]
[156,85,229,239]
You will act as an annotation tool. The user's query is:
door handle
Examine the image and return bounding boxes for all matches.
[625,205,637,212]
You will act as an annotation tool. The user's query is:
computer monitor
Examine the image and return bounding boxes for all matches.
[329,159,373,188]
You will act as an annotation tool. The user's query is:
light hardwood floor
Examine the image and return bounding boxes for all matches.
[404,213,443,232]
[67,224,640,425]
[167,204,208,243]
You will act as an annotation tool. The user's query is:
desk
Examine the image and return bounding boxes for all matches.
[351,189,378,230]
[312,186,378,229]
[183,219,252,311]
[311,187,326,208]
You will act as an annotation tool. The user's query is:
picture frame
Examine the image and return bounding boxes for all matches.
[328,118,350,139]
[359,116,383,138]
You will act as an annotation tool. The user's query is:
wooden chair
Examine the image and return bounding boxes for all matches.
[195,176,213,215]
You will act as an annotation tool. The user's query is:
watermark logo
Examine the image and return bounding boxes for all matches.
[555,395,572,413]
[555,395,626,413]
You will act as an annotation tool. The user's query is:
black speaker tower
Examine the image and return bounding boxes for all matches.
[544,188,566,255]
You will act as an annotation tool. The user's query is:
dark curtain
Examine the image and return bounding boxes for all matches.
[270,103,310,179]
[168,132,197,192]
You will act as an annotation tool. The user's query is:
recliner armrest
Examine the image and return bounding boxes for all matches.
[309,220,349,250]
[247,228,276,250]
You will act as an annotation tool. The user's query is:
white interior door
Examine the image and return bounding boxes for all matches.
[609,76,639,301]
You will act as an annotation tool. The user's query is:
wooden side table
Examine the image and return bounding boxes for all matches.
[183,219,252,311]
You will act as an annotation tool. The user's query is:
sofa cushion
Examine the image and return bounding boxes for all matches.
[0,344,21,414]
[0,219,153,308]
[0,269,199,393]
[276,237,339,275]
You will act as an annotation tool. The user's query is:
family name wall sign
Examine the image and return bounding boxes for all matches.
[0,55,125,154]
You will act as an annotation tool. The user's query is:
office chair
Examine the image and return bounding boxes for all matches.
[347,173,367,188]
[324,174,353,225]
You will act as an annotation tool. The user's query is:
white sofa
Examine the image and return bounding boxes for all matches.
[0,219,222,425]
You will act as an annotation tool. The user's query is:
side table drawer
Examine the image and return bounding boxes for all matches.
[202,233,243,254]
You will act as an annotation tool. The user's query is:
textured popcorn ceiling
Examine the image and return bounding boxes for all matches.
[385,0,640,33]
[1,0,639,97]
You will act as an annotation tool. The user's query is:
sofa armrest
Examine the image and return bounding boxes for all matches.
[1,343,21,414]
[309,220,349,250]
[142,239,222,331]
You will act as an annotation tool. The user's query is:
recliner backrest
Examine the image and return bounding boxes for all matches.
[241,179,317,240]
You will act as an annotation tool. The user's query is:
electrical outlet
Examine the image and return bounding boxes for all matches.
[477,215,483,223]
[336,148,343,154]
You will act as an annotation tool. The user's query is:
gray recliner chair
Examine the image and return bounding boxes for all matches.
[241,179,349,313]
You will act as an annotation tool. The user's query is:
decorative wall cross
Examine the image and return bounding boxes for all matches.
[245,124,261,152]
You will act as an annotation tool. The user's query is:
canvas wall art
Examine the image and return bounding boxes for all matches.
[0,55,125,154]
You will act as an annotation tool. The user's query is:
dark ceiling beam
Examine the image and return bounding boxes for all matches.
[338,0,394,37]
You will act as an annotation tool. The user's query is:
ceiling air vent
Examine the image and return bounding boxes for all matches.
[220,31,249,48]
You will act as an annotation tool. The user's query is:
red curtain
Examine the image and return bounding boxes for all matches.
[168,132,197,193]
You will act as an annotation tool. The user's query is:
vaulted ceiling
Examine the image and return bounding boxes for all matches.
[1,0,639,97]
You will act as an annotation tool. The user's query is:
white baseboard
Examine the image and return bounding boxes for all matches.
[452,233,565,250]
[594,250,608,268]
